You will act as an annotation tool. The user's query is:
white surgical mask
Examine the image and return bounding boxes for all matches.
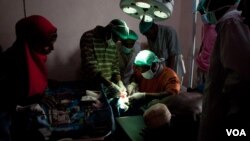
[121,46,132,54]
[141,68,155,79]
[106,34,116,46]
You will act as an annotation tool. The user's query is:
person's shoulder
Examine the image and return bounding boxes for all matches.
[81,26,105,38]
[218,10,243,27]
[158,24,175,30]
[158,24,177,35]
[163,66,178,76]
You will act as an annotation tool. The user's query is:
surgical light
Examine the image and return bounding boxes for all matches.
[140,14,153,22]
[120,0,174,21]
[123,6,137,14]
[135,2,151,8]
[154,10,168,18]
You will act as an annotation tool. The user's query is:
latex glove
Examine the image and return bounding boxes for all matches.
[86,90,100,99]
[111,81,128,95]
[16,104,45,115]
[118,80,127,92]
[128,92,146,101]
[111,82,121,92]
[120,91,128,98]
[127,82,137,96]
[30,104,46,115]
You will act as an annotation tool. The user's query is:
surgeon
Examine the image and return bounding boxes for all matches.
[117,29,141,88]
[139,0,186,84]
[80,19,129,97]
[127,50,180,114]
[198,0,250,140]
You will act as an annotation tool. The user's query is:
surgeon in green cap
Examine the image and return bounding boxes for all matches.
[139,15,186,85]
[117,29,141,90]
[126,50,180,115]
[79,19,129,97]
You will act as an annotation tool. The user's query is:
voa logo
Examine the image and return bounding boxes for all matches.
[226,129,246,136]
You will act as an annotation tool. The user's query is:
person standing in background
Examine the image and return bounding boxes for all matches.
[194,0,217,93]
[139,18,186,85]
[198,0,250,140]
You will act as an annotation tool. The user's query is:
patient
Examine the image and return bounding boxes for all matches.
[0,15,57,141]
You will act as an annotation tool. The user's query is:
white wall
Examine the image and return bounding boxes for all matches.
[0,0,202,86]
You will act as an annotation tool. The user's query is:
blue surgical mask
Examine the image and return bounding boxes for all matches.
[121,46,132,54]
[141,68,155,79]
[202,11,217,24]
[202,4,233,25]
[201,14,209,24]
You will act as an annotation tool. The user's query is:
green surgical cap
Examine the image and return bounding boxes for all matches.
[197,0,206,14]
[198,0,241,13]
[134,50,159,67]
[139,19,153,34]
[128,30,138,41]
[110,19,129,40]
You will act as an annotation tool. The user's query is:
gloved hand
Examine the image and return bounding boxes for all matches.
[128,92,146,101]
[30,104,46,115]
[86,90,100,99]
[16,104,45,115]
[127,82,137,96]
[118,80,127,92]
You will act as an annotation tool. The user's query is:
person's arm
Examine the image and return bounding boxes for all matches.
[165,26,181,70]
[220,19,250,80]
[80,32,100,79]
[145,91,173,99]
[112,48,127,91]
[168,55,176,70]
[128,91,172,101]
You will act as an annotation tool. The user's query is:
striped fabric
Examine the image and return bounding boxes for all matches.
[80,26,120,80]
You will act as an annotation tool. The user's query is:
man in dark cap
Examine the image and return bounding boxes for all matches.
[139,12,186,85]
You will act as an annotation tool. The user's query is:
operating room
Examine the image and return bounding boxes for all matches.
[1,0,249,141]
[0,0,202,85]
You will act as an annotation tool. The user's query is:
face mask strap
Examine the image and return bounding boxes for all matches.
[205,0,234,14]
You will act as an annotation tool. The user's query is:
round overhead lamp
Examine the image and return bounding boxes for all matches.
[153,0,174,19]
[120,0,174,21]
[140,14,153,22]
[123,6,137,14]
[135,2,151,8]
[154,10,168,18]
